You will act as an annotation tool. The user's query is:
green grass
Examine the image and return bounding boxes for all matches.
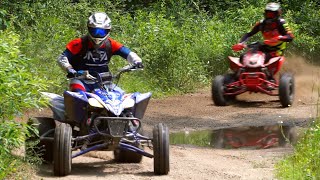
[0,29,45,179]
[0,0,320,178]
[276,119,320,179]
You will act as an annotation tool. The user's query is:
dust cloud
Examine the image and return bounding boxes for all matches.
[281,56,320,105]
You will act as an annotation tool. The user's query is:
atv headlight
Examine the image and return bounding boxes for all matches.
[88,98,104,108]
[123,98,135,109]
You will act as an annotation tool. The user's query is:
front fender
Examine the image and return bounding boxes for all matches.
[133,92,152,119]
[64,91,88,123]
[41,92,65,121]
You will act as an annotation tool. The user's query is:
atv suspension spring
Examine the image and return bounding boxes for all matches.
[82,119,101,150]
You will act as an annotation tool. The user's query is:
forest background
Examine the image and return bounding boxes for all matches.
[0,0,319,179]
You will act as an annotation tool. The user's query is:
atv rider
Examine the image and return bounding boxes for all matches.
[232,2,294,67]
[57,12,143,92]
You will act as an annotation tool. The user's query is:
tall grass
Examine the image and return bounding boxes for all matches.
[0,0,319,178]
[0,121,33,179]
[276,119,320,179]
[0,29,49,178]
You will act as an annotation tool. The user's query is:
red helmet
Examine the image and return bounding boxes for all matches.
[264,2,281,19]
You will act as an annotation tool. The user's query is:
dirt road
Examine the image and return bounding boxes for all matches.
[33,57,320,179]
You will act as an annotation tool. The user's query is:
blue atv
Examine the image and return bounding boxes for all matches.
[27,65,169,176]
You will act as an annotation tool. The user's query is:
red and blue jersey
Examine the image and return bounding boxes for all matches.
[62,36,131,73]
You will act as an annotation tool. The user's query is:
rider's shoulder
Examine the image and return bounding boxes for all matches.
[66,38,83,54]
[108,37,120,44]
[107,37,124,52]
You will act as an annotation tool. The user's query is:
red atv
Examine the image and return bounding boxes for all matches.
[211,41,294,107]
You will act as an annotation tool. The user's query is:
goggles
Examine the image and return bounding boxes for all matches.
[265,10,277,19]
[88,27,110,38]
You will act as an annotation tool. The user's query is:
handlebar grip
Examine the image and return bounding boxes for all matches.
[66,72,76,78]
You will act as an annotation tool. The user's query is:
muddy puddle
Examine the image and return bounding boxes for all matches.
[170,125,299,149]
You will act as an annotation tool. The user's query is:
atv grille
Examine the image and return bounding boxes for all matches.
[94,117,137,138]
[108,119,128,137]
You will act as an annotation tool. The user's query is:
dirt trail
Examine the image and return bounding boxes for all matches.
[33,57,320,180]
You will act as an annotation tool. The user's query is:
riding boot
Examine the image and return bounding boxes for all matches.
[268,74,275,83]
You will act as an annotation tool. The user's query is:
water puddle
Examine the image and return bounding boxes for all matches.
[170,125,298,149]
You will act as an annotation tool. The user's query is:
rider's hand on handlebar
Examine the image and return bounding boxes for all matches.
[66,69,95,80]
[85,72,97,80]
[232,43,245,52]
[264,36,283,46]
[67,68,84,77]
[278,35,288,41]
[76,70,96,80]
[67,68,77,78]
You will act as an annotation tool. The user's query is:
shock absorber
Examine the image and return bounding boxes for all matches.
[81,115,101,150]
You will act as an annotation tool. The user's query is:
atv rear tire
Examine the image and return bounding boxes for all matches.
[153,123,170,175]
[26,117,55,163]
[114,127,144,163]
[53,123,72,176]
[279,73,295,107]
[212,74,235,106]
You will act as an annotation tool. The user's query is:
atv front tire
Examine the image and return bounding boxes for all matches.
[212,74,235,106]
[53,123,72,176]
[153,123,169,175]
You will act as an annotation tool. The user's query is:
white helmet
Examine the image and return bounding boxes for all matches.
[87,12,111,48]
[265,2,281,19]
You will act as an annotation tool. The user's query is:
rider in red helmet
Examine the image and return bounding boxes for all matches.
[232,2,294,65]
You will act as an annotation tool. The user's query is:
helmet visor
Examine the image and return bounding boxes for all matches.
[265,10,277,19]
[88,27,110,38]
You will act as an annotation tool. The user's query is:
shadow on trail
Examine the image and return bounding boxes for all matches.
[230,99,282,109]
[36,159,155,178]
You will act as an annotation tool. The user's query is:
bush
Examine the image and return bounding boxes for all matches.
[276,120,320,179]
[1,0,319,95]
[0,28,49,179]
[0,29,50,119]
[0,121,36,179]
[0,0,318,179]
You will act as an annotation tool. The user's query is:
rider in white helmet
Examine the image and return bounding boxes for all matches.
[231,2,294,81]
[58,12,143,92]
[232,2,294,62]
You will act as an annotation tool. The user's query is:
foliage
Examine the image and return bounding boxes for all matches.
[0,121,36,179]
[114,10,210,93]
[1,0,319,94]
[0,10,9,30]
[0,29,50,119]
[0,29,50,178]
[0,0,319,178]
[276,119,320,179]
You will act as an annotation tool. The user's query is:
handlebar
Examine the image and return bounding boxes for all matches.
[232,36,283,52]
[67,64,143,85]
[232,41,263,52]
